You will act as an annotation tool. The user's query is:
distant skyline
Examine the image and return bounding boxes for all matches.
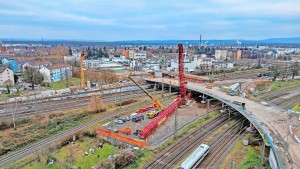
[1,0,300,41]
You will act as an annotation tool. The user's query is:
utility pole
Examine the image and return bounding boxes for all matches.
[100,81,103,95]
[162,78,164,97]
[169,81,172,94]
[228,109,232,124]
[174,104,178,139]
[10,99,16,130]
[33,73,37,114]
[110,118,115,169]
[114,86,117,104]
[206,98,211,119]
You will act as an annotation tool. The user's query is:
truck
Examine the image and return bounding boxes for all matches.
[147,110,161,119]
[233,101,246,109]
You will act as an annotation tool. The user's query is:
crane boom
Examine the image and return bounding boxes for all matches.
[127,76,164,110]
[80,53,86,88]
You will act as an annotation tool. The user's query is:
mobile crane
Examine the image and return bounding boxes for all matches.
[126,74,164,118]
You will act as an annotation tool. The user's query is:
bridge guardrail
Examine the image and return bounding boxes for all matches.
[146,78,282,169]
[188,86,281,169]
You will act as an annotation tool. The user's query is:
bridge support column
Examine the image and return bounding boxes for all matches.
[169,81,172,93]
[154,82,156,91]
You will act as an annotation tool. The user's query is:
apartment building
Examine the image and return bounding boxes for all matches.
[39,63,72,83]
[0,68,14,86]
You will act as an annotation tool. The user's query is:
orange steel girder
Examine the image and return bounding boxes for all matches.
[96,128,150,148]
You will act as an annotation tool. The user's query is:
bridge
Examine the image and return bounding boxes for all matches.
[146,77,300,169]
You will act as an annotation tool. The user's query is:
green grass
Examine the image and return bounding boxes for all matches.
[0,90,27,101]
[126,149,153,169]
[270,79,300,92]
[50,78,81,89]
[220,138,260,169]
[292,104,300,112]
[22,140,113,169]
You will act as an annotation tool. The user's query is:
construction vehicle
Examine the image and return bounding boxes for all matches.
[206,84,212,89]
[116,127,132,135]
[126,75,164,117]
[147,110,162,119]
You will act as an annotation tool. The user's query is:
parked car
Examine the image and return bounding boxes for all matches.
[114,119,124,124]
[132,114,144,122]
[122,116,130,121]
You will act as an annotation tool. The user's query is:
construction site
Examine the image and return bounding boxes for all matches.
[0,44,300,169]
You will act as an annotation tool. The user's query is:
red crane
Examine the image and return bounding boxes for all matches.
[178,44,187,98]
[139,44,188,139]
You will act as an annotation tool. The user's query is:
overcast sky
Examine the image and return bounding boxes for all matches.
[1,0,300,41]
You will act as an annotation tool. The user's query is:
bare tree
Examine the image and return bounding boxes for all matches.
[24,67,44,90]
[291,61,299,79]
[3,80,13,94]
[88,95,103,111]
[15,82,22,93]
[269,64,280,81]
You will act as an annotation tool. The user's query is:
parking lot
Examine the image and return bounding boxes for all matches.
[100,97,221,145]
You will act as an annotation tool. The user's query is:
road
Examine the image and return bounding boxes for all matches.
[148,77,299,169]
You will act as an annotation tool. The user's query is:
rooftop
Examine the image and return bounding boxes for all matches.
[47,63,71,70]
[28,61,52,66]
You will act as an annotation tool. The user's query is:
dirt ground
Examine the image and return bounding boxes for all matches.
[101,97,220,145]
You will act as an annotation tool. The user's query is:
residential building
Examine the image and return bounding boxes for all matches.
[128,50,147,59]
[133,51,147,59]
[169,58,199,72]
[198,58,213,70]
[0,54,15,60]
[9,60,20,73]
[237,49,242,60]
[83,60,125,70]
[64,55,80,62]
[215,50,227,60]
[22,61,52,71]
[0,68,15,86]
[39,63,72,83]
[129,50,135,59]
[123,49,129,59]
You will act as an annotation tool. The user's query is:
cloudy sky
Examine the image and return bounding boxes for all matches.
[0,0,299,41]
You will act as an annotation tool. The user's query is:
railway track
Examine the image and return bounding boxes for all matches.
[0,90,165,119]
[198,118,248,168]
[260,86,300,109]
[143,114,233,169]
[260,86,300,100]
[0,82,149,106]
[0,94,173,168]
[214,70,262,80]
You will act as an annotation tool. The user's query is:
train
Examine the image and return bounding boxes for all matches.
[178,144,209,169]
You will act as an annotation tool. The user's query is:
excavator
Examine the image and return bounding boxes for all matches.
[126,74,164,118]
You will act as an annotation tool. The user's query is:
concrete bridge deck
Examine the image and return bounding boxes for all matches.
[147,77,300,169]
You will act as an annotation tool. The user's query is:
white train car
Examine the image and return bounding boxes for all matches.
[178,144,209,169]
